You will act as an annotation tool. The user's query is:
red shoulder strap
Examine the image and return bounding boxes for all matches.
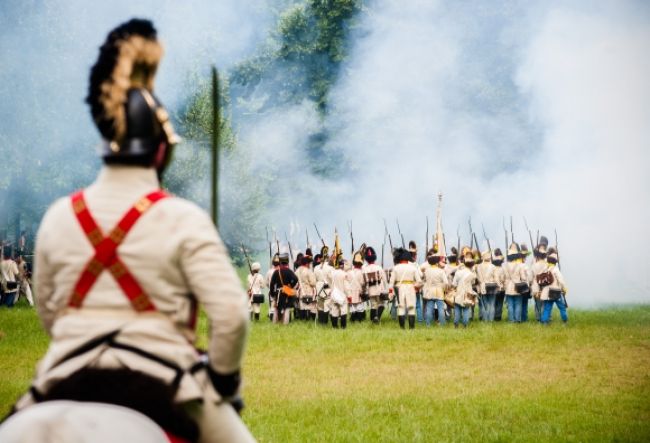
[69,190,169,312]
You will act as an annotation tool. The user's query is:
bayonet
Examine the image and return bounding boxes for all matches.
[524,216,535,251]
[313,223,326,247]
[396,218,405,248]
[425,216,429,255]
[482,223,492,253]
[240,243,253,275]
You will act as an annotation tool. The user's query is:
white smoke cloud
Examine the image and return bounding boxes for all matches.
[263,0,650,306]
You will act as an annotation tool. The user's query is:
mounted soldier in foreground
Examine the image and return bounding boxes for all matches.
[1,19,253,443]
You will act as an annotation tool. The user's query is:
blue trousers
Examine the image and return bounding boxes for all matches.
[454,304,470,327]
[542,298,568,323]
[482,294,496,321]
[506,295,522,322]
[416,292,423,322]
[521,295,530,322]
[494,291,505,320]
[424,299,447,326]
[1,291,17,307]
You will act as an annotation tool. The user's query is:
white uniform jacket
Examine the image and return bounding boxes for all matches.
[452,265,477,306]
[247,272,266,295]
[475,261,497,295]
[361,263,387,297]
[540,265,567,301]
[295,265,316,297]
[503,261,528,296]
[20,166,249,408]
[422,265,448,300]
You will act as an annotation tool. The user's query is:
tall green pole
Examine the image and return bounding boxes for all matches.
[211,66,220,228]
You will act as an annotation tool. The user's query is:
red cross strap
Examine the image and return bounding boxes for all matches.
[68,190,170,312]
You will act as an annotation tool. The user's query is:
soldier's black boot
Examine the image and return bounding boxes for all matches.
[398,315,406,329]
[331,316,339,328]
[361,311,367,322]
[370,309,378,324]
[318,311,326,325]
[254,313,260,321]
[377,306,385,322]
[340,315,347,329]
[408,315,416,329]
[310,312,316,321]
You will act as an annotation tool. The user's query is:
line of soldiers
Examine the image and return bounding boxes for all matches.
[246,237,569,328]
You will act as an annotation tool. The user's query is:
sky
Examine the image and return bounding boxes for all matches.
[1,0,649,307]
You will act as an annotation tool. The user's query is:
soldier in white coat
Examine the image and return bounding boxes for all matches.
[314,247,333,325]
[348,250,366,322]
[504,243,529,323]
[329,258,349,329]
[492,248,506,321]
[422,252,448,326]
[540,252,568,324]
[15,255,34,307]
[530,244,549,322]
[476,250,498,321]
[1,251,20,307]
[8,19,253,443]
[247,262,266,322]
[452,252,477,328]
[295,254,317,321]
[362,246,388,324]
[389,248,422,329]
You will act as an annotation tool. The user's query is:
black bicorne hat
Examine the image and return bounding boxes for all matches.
[364,246,377,263]
[87,19,180,169]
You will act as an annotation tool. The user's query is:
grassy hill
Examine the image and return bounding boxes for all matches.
[1,300,649,442]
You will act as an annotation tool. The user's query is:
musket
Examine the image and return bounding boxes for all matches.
[240,243,253,275]
[266,226,272,263]
[554,229,567,307]
[349,220,354,254]
[396,218,405,248]
[554,229,561,271]
[468,217,474,250]
[481,223,492,253]
[425,216,429,255]
[284,232,294,262]
[210,66,220,228]
[383,219,394,251]
[510,216,515,244]
[313,223,326,247]
[524,217,535,251]
[305,229,310,251]
[502,217,508,251]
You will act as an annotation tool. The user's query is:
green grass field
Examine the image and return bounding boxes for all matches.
[1,298,649,442]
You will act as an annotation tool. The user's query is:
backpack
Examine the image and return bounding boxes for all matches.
[536,271,554,287]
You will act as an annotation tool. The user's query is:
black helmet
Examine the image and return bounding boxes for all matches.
[87,19,180,175]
